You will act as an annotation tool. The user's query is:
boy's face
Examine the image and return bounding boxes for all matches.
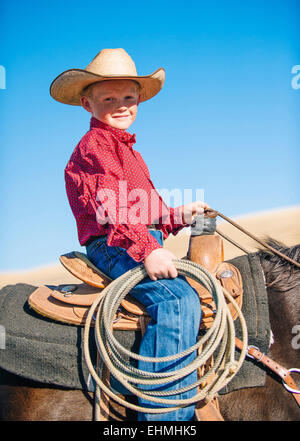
[81,79,139,130]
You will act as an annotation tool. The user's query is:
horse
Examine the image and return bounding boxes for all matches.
[0,239,299,421]
[218,239,300,421]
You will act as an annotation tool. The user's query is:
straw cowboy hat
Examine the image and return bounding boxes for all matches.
[50,48,165,105]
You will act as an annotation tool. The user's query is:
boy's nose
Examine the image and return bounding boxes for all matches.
[116,103,128,112]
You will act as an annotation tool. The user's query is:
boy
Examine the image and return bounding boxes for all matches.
[50,48,209,421]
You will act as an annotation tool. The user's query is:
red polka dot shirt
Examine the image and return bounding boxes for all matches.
[65,117,187,262]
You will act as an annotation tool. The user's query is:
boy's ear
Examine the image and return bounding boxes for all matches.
[81,95,92,113]
[137,94,141,105]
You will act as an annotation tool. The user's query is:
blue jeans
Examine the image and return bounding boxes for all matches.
[86,230,201,421]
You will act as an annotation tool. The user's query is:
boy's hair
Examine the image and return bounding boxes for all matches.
[81,80,141,100]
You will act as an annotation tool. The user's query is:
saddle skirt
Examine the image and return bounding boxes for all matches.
[29,283,151,331]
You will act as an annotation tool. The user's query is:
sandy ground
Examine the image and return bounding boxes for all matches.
[0,205,299,289]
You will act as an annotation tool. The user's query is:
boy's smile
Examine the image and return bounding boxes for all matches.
[81,80,139,130]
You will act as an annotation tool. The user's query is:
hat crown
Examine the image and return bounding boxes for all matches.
[50,48,165,105]
[85,48,138,77]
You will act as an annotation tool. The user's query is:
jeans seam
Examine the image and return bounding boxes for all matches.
[115,247,127,256]
[156,280,181,354]
[103,244,113,273]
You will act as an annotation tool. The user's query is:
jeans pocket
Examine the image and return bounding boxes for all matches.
[106,245,127,258]
[86,237,106,260]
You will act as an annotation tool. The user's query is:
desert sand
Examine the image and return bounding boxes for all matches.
[0,205,299,289]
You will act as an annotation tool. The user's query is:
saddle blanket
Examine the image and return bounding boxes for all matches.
[0,253,270,394]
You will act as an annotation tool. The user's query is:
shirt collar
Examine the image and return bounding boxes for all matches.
[90,117,136,147]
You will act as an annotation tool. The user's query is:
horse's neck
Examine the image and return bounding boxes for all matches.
[267,285,299,366]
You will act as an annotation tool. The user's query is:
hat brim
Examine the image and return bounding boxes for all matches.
[50,68,165,105]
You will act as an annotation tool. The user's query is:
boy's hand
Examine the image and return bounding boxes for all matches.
[182,201,210,225]
[144,248,178,281]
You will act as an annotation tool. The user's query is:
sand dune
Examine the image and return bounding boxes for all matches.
[0,206,299,289]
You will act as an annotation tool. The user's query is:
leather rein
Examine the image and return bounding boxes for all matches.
[204,208,300,269]
[202,209,300,406]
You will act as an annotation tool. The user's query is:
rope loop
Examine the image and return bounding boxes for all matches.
[84,259,248,414]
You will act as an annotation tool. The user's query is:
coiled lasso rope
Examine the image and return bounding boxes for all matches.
[83,258,248,415]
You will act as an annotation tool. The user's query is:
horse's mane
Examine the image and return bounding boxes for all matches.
[257,238,300,292]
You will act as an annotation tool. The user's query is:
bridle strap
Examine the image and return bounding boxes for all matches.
[235,337,300,407]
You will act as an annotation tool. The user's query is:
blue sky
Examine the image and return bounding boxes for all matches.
[0,0,299,270]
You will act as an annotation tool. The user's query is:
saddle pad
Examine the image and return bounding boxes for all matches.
[219,252,271,394]
[0,283,141,391]
[0,252,270,394]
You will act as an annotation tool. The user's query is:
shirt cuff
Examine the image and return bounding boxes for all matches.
[127,230,163,262]
[169,206,189,235]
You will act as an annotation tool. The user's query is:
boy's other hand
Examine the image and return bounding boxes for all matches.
[182,201,210,225]
[144,248,178,281]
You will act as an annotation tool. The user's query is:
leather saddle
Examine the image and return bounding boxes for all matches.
[28,251,151,331]
[28,236,243,332]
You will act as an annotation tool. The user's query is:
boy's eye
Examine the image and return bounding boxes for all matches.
[102,95,136,103]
